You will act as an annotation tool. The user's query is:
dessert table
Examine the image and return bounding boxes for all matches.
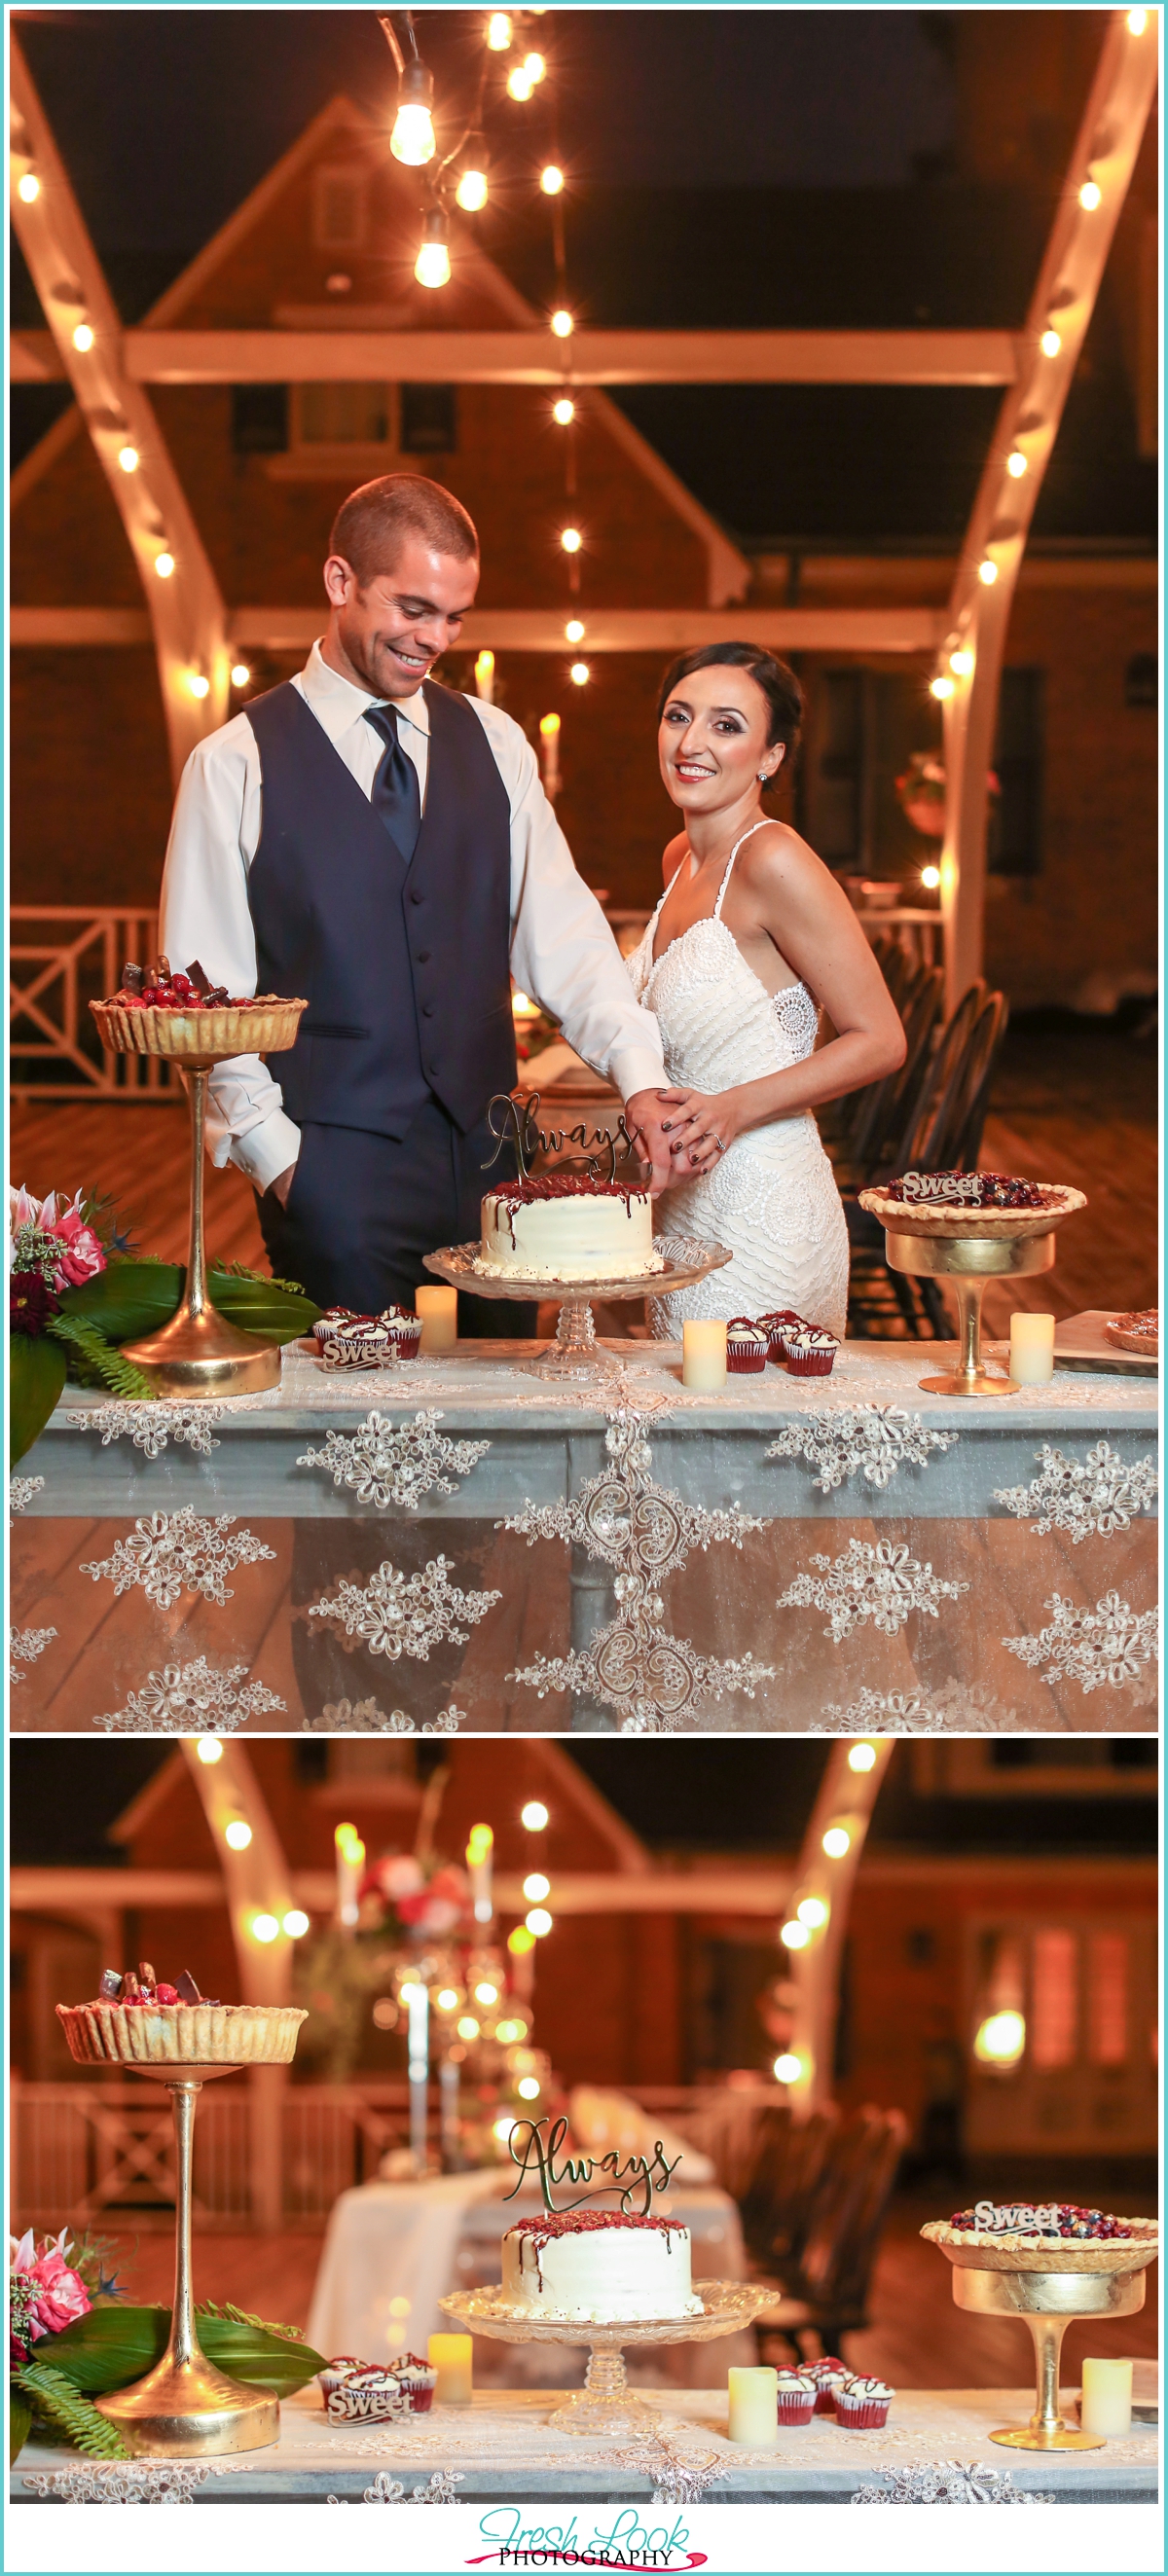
[307,2171,748,2385]
[11,2383,1158,2504]
[12,1337,1156,1733]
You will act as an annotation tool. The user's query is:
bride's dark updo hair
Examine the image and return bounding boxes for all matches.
[656,641,804,757]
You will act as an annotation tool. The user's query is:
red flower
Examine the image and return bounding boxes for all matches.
[10,1273,59,1337]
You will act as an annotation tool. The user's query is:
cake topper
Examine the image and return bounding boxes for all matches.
[502,2113,682,2218]
[482,1091,637,1187]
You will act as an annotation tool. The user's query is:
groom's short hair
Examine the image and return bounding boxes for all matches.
[329,474,479,582]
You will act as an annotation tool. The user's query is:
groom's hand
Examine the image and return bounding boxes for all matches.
[623,1089,675,1196]
[268,1161,297,1210]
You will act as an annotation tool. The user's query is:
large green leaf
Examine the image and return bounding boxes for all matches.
[198,2315,326,2395]
[10,2391,32,2467]
[43,2304,324,2398]
[9,1333,67,1466]
[60,1261,182,1342]
[208,1271,321,1342]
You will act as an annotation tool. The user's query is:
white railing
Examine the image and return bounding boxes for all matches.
[10,907,181,1099]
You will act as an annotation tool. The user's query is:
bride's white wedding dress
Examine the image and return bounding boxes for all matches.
[626,824,850,1337]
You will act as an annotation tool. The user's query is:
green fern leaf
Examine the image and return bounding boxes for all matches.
[15,2364,130,2459]
[48,1316,155,1399]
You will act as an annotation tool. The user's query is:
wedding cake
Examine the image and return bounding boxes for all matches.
[500,2210,703,2321]
[477,1176,663,1283]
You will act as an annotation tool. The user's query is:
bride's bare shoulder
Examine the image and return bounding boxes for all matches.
[738,818,846,912]
[662,828,688,887]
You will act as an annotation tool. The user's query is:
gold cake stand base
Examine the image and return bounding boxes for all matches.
[122,1068,280,1398]
[885,1225,1057,1398]
[952,2256,1146,2451]
[95,2070,278,2458]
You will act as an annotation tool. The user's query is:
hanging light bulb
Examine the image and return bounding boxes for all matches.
[187,671,210,700]
[977,557,999,586]
[780,1920,810,1950]
[821,1825,852,1859]
[521,1800,549,1831]
[415,209,452,290]
[949,647,974,676]
[1005,450,1028,481]
[921,863,941,889]
[486,11,512,48]
[155,550,175,579]
[1078,178,1102,211]
[231,663,251,687]
[774,2051,802,2084]
[550,308,573,339]
[540,163,565,195]
[507,63,533,100]
[1127,8,1148,29]
[560,526,582,553]
[847,1741,878,1771]
[196,1739,224,1765]
[283,1908,310,1938]
[456,135,490,211]
[552,395,575,425]
[72,321,94,352]
[797,1896,829,1929]
[569,661,590,685]
[118,445,139,474]
[1040,326,1062,357]
[391,60,437,165]
[524,53,546,83]
[930,674,955,701]
[523,1872,551,1903]
[565,618,585,643]
[18,171,40,203]
[225,1818,252,1850]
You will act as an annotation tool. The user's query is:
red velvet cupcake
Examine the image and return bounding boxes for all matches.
[726,1318,770,1374]
[834,2373,894,2430]
[774,2367,817,2426]
[785,1324,839,1377]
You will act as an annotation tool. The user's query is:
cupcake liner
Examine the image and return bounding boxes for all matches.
[834,2396,891,2430]
[785,1346,837,1376]
[726,1346,768,1374]
[775,2395,816,2426]
[383,1321,423,1360]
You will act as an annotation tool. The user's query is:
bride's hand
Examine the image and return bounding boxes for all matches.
[656,1086,743,1176]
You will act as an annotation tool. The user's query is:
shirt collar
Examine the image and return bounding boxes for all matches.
[302,637,430,742]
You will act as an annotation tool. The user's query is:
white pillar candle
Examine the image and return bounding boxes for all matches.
[416,1285,457,1352]
[1009,1311,1055,1383]
[727,2366,778,2447]
[682,1319,727,1390]
[1080,2356,1132,2437]
[428,2333,473,2405]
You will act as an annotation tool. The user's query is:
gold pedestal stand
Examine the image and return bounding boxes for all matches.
[885,1224,1057,1398]
[953,2260,1145,2452]
[95,2070,278,2457]
[91,995,306,1398]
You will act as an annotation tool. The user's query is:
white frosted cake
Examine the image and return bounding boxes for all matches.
[477,1178,664,1282]
[501,2211,703,2321]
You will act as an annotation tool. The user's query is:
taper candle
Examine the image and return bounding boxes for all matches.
[428,2333,473,2405]
[416,1285,457,1352]
[682,1319,727,1391]
[1080,2356,1132,2437]
[1009,1311,1055,1384]
[727,2366,778,2447]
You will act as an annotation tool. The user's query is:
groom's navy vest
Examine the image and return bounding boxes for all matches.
[246,677,516,1140]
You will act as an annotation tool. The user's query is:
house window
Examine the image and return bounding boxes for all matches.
[297,382,391,446]
[800,669,942,876]
[1087,1931,1127,2066]
[312,166,368,251]
[232,384,289,454]
[1125,651,1156,708]
[400,383,457,454]
[989,665,1043,876]
[1031,1928,1077,2069]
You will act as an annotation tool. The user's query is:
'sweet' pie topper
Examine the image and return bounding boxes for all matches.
[503,2113,682,2218]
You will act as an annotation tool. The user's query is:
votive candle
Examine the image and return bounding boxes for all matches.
[427,2332,473,2405]
[1009,1311,1055,1384]
[682,1319,727,1391]
[1080,2356,1132,2437]
[727,2366,778,2447]
[416,1285,458,1352]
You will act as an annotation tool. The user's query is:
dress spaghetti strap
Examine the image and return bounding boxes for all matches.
[713,817,771,920]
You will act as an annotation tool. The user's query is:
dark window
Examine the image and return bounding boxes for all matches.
[400,383,457,454]
[988,665,1043,876]
[805,669,863,863]
[1125,652,1157,708]
[232,384,288,455]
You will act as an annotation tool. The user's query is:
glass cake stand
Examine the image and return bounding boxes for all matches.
[422,1236,732,1384]
[437,2281,771,2434]
[858,1187,1087,1397]
[923,2222,1157,2450]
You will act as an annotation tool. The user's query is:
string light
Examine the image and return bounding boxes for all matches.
[524,53,547,83]
[847,1742,878,1771]
[1040,326,1062,357]
[155,551,175,579]
[773,2051,802,2084]
[521,1800,549,1831]
[949,648,974,676]
[552,396,575,425]
[456,136,490,212]
[486,11,512,48]
[474,1980,499,2006]
[526,1906,553,1936]
[930,674,955,701]
[283,1909,310,1938]
[196,1738,224,1764]
[560,526,581,553]
[1078,179,1102,211]
[780,1920,810,1950]
[118,445,139,474]
[18,171,40,202]
[415,209,451,290]
[1127,8,1148,29]
[977,557,999,586]
[550,308,573,338]
[187,671,210,699]
[225,1819,252,1850]
[231,663,250,687]
[921,863,941,889]
[821,1825,852,1859]
[72,322,94,351]
[569,661,590,685]
[391,61,437,165]
[456,2014,481,2041]
[523,1871,550,1903]
[974,2009,1026,2068]
[507,63,534,100]
[565,618,585,643]
[540,163,565,195]
[508,1925,536,1955]
[796,1897,829,1930]
[252,1913,279,1943]
[517,2074,542,2100]
[1006,449,1029,478]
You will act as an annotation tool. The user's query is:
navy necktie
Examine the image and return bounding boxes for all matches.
[363,703,422,865]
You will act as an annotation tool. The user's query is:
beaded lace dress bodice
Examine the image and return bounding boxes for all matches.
[626,827,850,1335]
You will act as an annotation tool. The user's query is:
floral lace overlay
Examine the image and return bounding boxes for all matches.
[327,2467,464,2506]
[9,1624,56,1686]
[816,1680,1033,1733]
[304,1697,464,1734]
[92,1655,286,1733]
[994,1441,1158,1541]
[310,1555,501,1661]
[1004,1589,1158,1695]
[850,2462,1054,2506]
[20,2460,237,2504]
[64,1398,264,1457]
[779,1538,969,1642]
[768,1404,958,1493]
[297,1409,491,1511]
[9,1475,45,1515]
[80,1508,275,1609]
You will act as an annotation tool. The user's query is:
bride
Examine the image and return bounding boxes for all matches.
[625,642,905,1337]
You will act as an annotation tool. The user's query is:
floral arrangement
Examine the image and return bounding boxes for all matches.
[361,1852,471,1941]
[8,1181,322,1466]
[9,2224,323,2464]
[895,751,1000,838]
[294,1851,473,2083]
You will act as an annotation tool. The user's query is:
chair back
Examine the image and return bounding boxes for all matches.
[738,2103,840,2268]
[848,965,944,1175]
[890,979,985,1173]
[907,990,1008,1175]
[796,2104,908,2319]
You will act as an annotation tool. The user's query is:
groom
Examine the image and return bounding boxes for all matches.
[159,473,674,1330]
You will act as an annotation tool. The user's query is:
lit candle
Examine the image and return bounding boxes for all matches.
[416,1285,457,1352]
[1009,1311,1056,1384]
[334,1822,365,1931]
[466,1823,493,1927]
[1080,2356,1133,2437]
[428,2332,473,2405]
[727,2366,778,2447]
[682,1319,727,1391]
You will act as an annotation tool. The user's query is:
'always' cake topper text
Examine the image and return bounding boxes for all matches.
[503,2114,682,2218]
[482,1092,637,1186]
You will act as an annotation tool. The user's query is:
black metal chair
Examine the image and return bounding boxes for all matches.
[749,2104,909,2363]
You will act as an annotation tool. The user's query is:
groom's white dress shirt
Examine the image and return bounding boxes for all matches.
[159,639,666,1192]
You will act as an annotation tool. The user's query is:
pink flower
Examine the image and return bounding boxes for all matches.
[40,1192,106,1290]
[27,2246,91,2337]
[376,1855,425,1902]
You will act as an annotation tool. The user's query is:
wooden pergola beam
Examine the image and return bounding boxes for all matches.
[11,603,948,655]
[13,324,1020,389]
[939,9,1159,1009]
[9,32,231,782]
